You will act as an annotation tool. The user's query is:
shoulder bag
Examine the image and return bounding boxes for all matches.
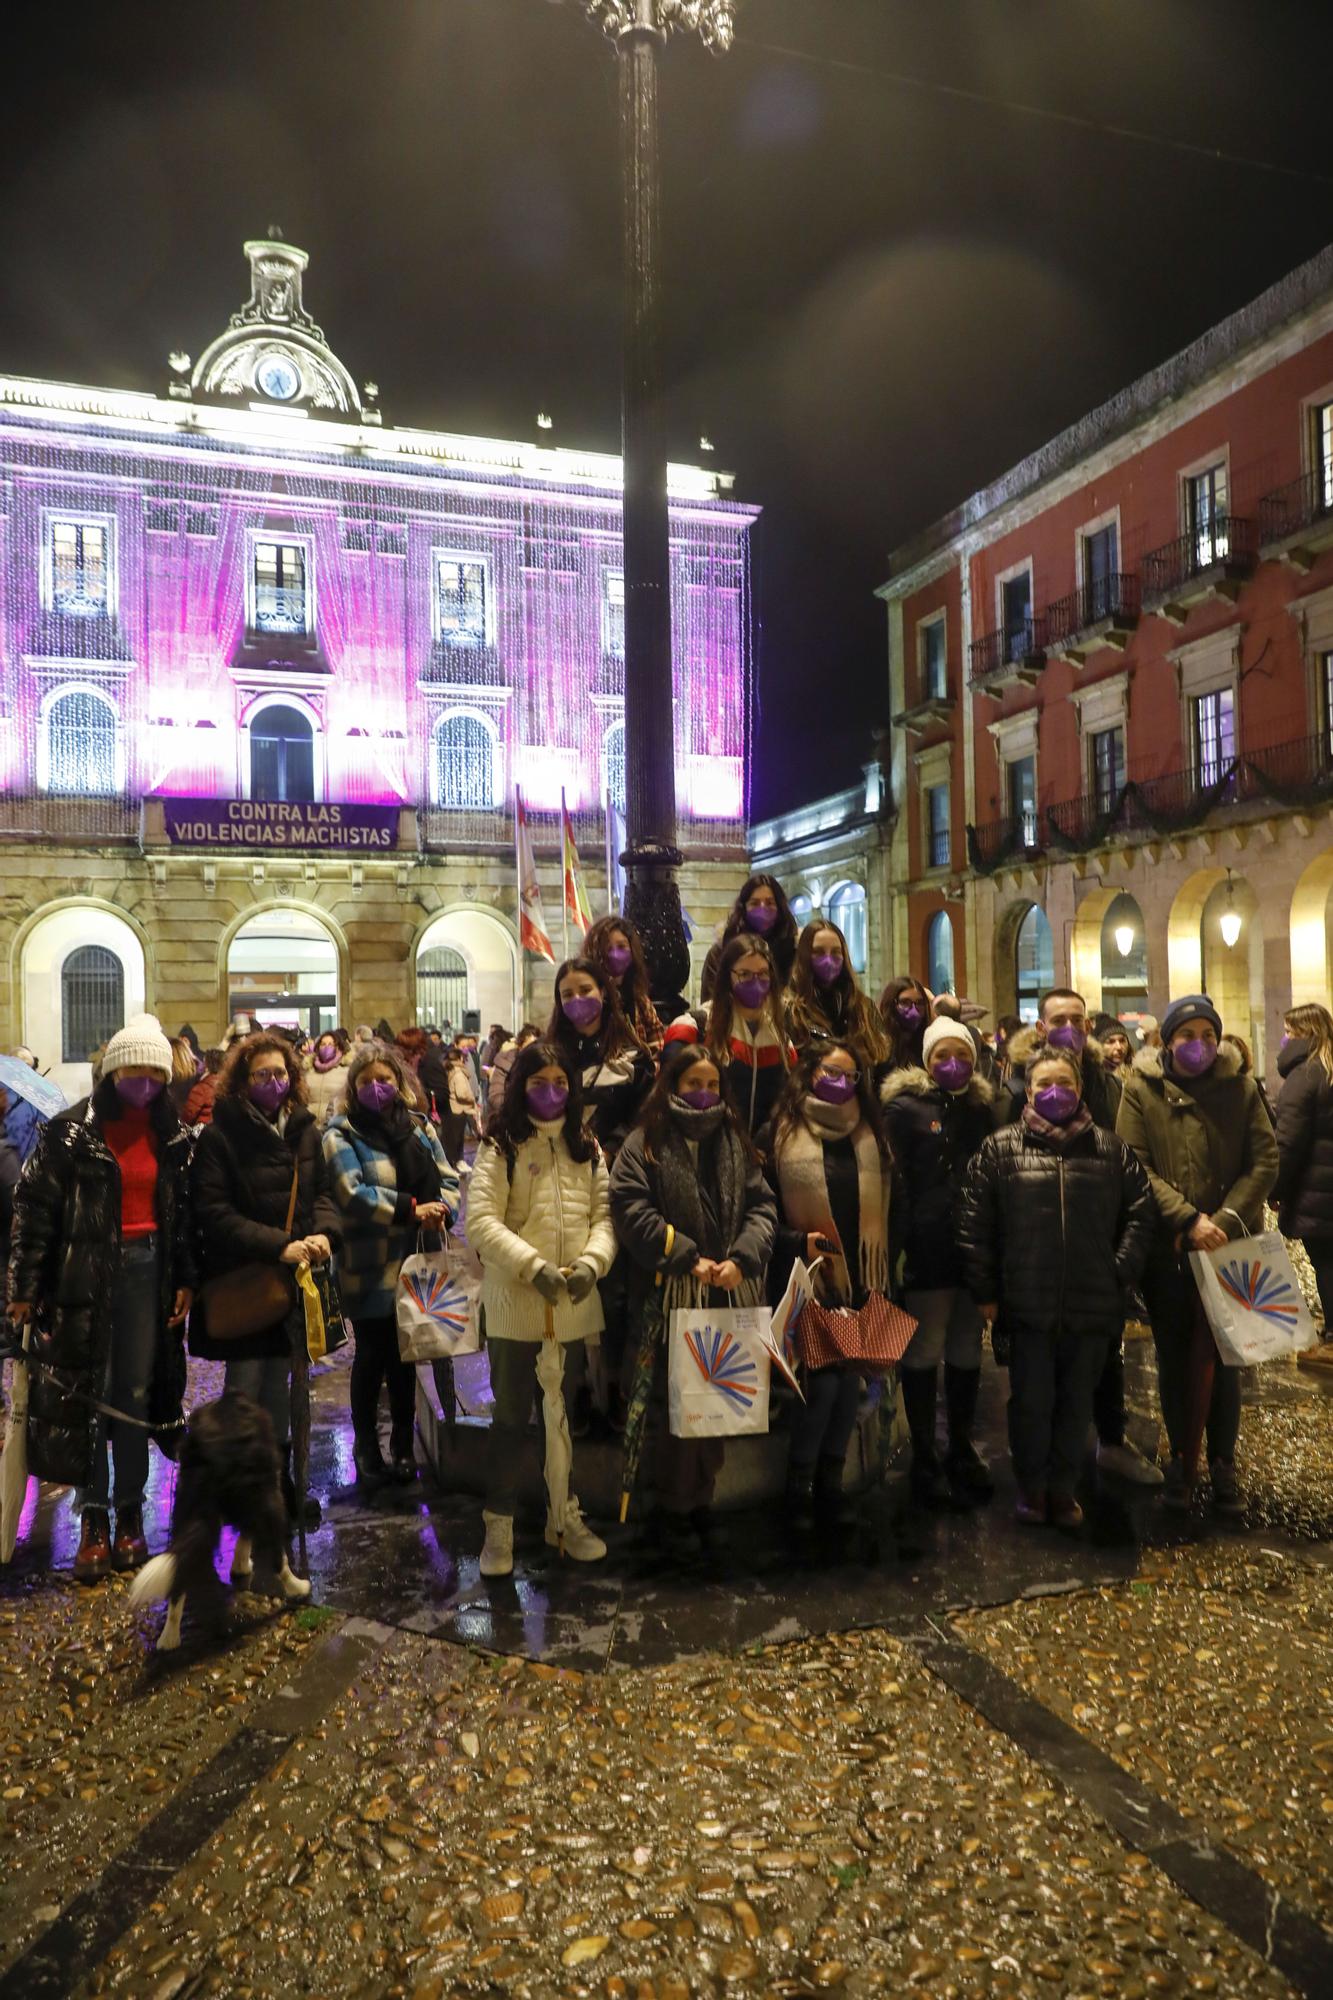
[197,1163,299,1342]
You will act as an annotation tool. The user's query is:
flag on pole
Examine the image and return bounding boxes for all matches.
[515,787,555,962]
[561,791,595,940]
[605,797,627,915]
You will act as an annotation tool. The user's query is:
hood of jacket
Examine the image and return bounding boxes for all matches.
[1008,1025,1109,1077]
[881,1063,995,1112]
[1277,1036,1312,1080]
[1131,1041,1242,1085]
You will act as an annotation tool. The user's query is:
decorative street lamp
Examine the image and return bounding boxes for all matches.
[575,0,739,1004]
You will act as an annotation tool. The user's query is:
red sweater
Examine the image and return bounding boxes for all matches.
[103,1109,160,1238]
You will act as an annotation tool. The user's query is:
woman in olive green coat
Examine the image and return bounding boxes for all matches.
[1116,994,1277,1514]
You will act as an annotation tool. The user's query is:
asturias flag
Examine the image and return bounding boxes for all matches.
[514,787,555,962]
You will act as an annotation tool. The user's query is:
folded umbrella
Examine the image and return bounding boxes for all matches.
[0,1327,32,1564]
[619,1250,672,1525]
[538,1300,572,1556]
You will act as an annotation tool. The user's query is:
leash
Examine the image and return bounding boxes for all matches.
[24,1360,187,1432]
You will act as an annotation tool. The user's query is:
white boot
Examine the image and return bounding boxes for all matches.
[480,1511,514,1578]
[545,1497,606,1562]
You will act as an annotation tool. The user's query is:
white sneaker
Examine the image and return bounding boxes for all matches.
[480,1511,514,1577]
[1097,1438,1165,1486]
[545,1498,606,1562]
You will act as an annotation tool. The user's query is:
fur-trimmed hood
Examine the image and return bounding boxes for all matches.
[1007,1024,1109,1077]
[881,1063,995,1111]
[1131,1041,1242,1084]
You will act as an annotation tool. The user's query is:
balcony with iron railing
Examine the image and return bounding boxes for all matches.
[1139,514,1256,622]
[1257,469,1333,570]
[0,791,142,845]
[418,802,748,857]
[966,812,1044,872]
[968,612,1047,695]
[1043,572,1140,663]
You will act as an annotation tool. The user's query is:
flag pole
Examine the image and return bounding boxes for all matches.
[604,790,615,917]
[560,789,570,964]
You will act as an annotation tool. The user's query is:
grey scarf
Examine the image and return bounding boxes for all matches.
[654,1101,760,1311]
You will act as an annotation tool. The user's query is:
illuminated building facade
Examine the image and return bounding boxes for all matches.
[0,235,755,1087]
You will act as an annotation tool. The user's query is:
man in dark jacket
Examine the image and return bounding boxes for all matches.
[1273,1019,1333,1341]
[997,987,1159,1488]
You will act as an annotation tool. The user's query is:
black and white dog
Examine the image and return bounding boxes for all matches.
[129,1390,310,1650]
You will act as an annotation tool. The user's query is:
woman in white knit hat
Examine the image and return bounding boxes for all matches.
[7,1013,196,1583]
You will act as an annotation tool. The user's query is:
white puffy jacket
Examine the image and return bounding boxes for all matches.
[466,1126,617,1343]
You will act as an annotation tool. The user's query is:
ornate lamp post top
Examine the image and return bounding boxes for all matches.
[580,0,737,52]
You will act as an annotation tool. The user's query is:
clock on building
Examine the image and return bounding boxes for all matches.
[255,352,301,402]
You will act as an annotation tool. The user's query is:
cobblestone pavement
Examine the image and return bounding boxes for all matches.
[0,1344,1329,1998]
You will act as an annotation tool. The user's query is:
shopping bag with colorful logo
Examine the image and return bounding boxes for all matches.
[1190,1232,1318,1366]
[667,1307,772,1439]
[396,1234,482,1363]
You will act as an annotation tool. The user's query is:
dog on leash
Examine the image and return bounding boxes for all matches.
[129,1390,310,1650]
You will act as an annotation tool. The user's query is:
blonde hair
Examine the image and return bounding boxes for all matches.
[1285,1003,1333,1084]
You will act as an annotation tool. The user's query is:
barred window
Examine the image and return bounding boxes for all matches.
[61,945,125,1064]
[417,946,468,1032]
[50,520,109,616]
[46,689,118,796]
[436,557,488,647]
[603,721,626,815]
[433,713,495,809]
[254,541,308,633]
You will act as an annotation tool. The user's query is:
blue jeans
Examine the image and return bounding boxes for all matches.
[225,1355,291,1449]
[789,1366,862,1476]
[86,1240,160,1511]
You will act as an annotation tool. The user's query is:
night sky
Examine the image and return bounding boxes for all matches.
[1,0,1329,818]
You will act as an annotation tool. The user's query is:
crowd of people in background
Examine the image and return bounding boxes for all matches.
[2,869,1329,1588]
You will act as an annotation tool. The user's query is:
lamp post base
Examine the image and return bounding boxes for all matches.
[623,841,692,1013]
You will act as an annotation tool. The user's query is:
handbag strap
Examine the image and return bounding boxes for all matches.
[284,1161,300,1237]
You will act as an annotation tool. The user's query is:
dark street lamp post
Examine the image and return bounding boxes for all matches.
[577,0,738,1005]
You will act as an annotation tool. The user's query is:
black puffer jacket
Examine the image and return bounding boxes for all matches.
[1274,1038,1333,1246]
[999,1027,1122,1133]
[8,1097,196,1485]
[882,1066,996,1290]
[957,1119,1156,1336]
[189,1095,345,1361]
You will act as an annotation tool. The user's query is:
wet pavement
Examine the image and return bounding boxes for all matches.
[0,1333,1330,1996]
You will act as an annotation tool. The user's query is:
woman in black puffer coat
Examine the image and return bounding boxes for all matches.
[190,1032,344,1525]
[957,1046,1155,1531]
[1275,1003,1333,1342]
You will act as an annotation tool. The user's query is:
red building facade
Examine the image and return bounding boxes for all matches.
[882,243,1333,1079]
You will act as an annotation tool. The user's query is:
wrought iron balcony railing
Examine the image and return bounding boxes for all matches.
[1140,515,1256,603]
[1044,572,1140,652]
[968,612,1047,684]
[0,791,142,845]
[1258,469,1333,548]
[966,814,1044,872]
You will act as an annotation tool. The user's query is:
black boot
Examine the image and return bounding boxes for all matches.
[900,1369,951,1507]
[944,1365,994,1505]
[281,1446,322,1528]
[387,1425,417,1485]
[353,1435,387,1490]
[813,1455,860,1526]
[784,1462,816,1524]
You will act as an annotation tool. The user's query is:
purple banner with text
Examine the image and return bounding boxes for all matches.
[161,798,400,850]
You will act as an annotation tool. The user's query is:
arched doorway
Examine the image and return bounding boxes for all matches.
[227,907,339,1036]
[20,903,147,1095]
[827,881,868,973]
[1100,892,1149,1023]
[415,908,519,1039]
[926,909,955,995]
[1290,848,1333,1004]
[1014,904,1054,1023]
[1200,873,1263,1059]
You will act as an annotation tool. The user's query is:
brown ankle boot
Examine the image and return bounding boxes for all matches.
[74,1508,111,1584]
[111,1505,148,1572]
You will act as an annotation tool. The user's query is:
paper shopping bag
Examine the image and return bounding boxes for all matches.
[668,1307,771,1439]
[396,1235,482,1363]
[1190,1232,1318,1366]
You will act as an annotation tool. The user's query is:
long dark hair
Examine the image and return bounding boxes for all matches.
[704,933,787,1058]
[769,1038,891,1164]
[545,957,640,1062]
[787,919,889,1065]
[637,1041,757,1164]
[878,975,930,1067]
[488,1038,595,1164]
[716,873,798,985]
[585,914,658,1029]
[91,1072,183,1140]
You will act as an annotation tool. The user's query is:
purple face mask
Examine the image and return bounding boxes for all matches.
[1172,1037,1217,1077]
[812,1071,858,1105]
[604,945,633,978]
[896,1001,925,1028]
[356,1079,398,1115]
[562,994,603,1033]
[1033,1083,1080,1125]
[1280,1032,1294,1052]
[744,902,778,934]
[933,1056,974,1094]
[679,1087,721,1110]
[114,1074,162,1109]
[732,973,771,1010]
[1046,1022,1087,1056]
[526,1081,569,1122]
[249,1072,290,1114]
[811,952,843,988]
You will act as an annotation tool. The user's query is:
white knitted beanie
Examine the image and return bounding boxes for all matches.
[922,1016,975,1066]
[101,1012,173,1078]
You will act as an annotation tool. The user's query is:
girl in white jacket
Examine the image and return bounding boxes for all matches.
[465,1038,617,1577]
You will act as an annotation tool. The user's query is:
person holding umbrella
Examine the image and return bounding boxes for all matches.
[5,1015,195,1581]
[1116,995,1277,1514]
[465,1039,616,1578]
[0,1052,66,1167]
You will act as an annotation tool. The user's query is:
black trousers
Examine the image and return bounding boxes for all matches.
[1092,1336,1126,1447]
[1007,1323,1111,1499]
[1142,1249,1240,1466]
[350,1314,416,1450]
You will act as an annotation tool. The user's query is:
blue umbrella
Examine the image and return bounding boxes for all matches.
[0,1057,65,1121]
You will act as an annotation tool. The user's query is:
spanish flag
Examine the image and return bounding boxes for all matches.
[561,789,594,941]
[515,787,554,962]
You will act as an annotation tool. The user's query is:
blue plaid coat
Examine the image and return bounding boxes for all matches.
[321,1111,460,1319]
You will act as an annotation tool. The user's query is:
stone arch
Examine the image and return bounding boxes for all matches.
[412,904,520,1037]
[1070,883,1120,1015]
[219,899,349,1038]
[992,897,1048,1019]
[1168,867,1263,1051]
[1290,848,1333,1004]
[15,898,150,1094]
